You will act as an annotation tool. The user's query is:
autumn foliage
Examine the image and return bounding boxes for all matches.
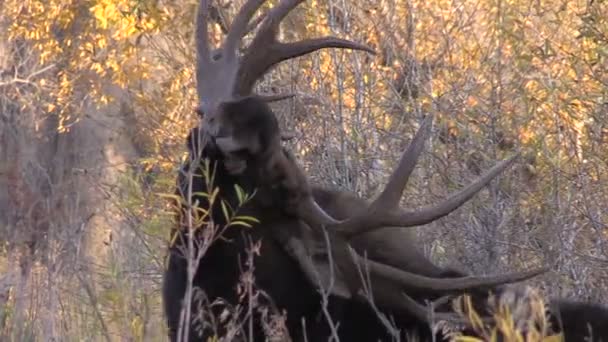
[0,0,606,340]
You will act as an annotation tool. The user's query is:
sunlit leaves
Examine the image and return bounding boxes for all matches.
[453,290,566,342]
[4,0,167,131]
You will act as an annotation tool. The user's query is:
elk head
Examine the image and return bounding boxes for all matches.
[210,96,282,175]
[209,95,317,214]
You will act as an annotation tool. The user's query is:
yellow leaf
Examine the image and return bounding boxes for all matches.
[454,337,485,342]
[542,334,564,342]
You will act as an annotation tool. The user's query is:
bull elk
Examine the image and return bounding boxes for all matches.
[162,0,608,341]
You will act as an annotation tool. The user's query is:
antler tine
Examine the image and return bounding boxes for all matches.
[235,0,376,95]
[223,0,267,59]
[275,36,376,66]
[238,37,375,95]
[381,153,520,228]
[363,255,550,292]
[266,0,306,31]
[196,0,212,99]
[196,0,211,64]
[252,0,374,58]
[374,115,433,209]
[290,116,431,234]
[337,153,521,237]
[347,245,530,328]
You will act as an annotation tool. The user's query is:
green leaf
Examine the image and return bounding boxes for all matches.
[234,184,245,205]
[209,187,220,205]
[220,200,231,222]
[192,191,211,199]
[454,337,485,342]
[228,220,253,228]
[234,215,260,224]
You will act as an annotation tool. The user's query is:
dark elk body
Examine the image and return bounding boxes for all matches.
[162,0,608,341]
[163,98,461,341]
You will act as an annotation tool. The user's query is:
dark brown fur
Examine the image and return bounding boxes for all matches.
[212,96,316,216]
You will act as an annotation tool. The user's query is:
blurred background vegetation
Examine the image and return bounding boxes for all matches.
[0,0,606,340]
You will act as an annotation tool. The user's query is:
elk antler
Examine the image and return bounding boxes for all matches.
[290,115,549,311]
[193,0,549,328]
[283,223,548,327]
[195,0,375,121]
[298,115,521,237]
[356,254,550,292]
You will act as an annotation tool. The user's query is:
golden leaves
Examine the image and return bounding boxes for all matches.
[4,0,166,131]
[453,290,565,342]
